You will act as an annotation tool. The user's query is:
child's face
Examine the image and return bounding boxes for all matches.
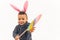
[18,14,28,25]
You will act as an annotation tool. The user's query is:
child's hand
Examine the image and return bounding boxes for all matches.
[30,27,35,32]
[15,35,20,40]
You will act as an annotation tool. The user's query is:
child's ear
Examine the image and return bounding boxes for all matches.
[26,18,28,21]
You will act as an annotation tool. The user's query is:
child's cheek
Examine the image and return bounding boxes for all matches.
[18,21,20,24]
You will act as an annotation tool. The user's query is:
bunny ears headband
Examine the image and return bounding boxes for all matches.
[10,0,28,13]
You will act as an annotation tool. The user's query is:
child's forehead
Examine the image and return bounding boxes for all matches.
[18,14,27,18]
[18,14,26,16]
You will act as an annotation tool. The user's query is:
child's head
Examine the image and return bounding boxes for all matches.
[18,11,28,25]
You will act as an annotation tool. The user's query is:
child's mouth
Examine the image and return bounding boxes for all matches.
[19,22,24,25]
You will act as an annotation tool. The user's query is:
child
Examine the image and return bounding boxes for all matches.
[13,11,32,40]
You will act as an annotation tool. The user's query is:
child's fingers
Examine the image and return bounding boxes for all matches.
[30,27,35,32]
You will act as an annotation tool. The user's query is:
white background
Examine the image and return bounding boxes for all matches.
[0,0,59,40]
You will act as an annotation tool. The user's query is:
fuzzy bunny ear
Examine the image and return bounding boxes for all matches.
[10,4,20,12]
[23,0,28,12]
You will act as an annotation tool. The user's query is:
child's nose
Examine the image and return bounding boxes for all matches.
[20,20,23,22]
[20,19,23,21]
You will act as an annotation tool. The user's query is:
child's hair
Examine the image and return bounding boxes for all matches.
[18,11,28,18]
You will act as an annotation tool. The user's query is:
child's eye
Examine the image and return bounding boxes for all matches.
[22,18,24,20]
[18,18,21,20]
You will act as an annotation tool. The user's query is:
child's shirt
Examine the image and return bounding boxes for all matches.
[13,22,32,40]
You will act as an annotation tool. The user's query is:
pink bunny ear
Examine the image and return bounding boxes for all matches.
[10,4,20,12]
[23,0,28,12]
